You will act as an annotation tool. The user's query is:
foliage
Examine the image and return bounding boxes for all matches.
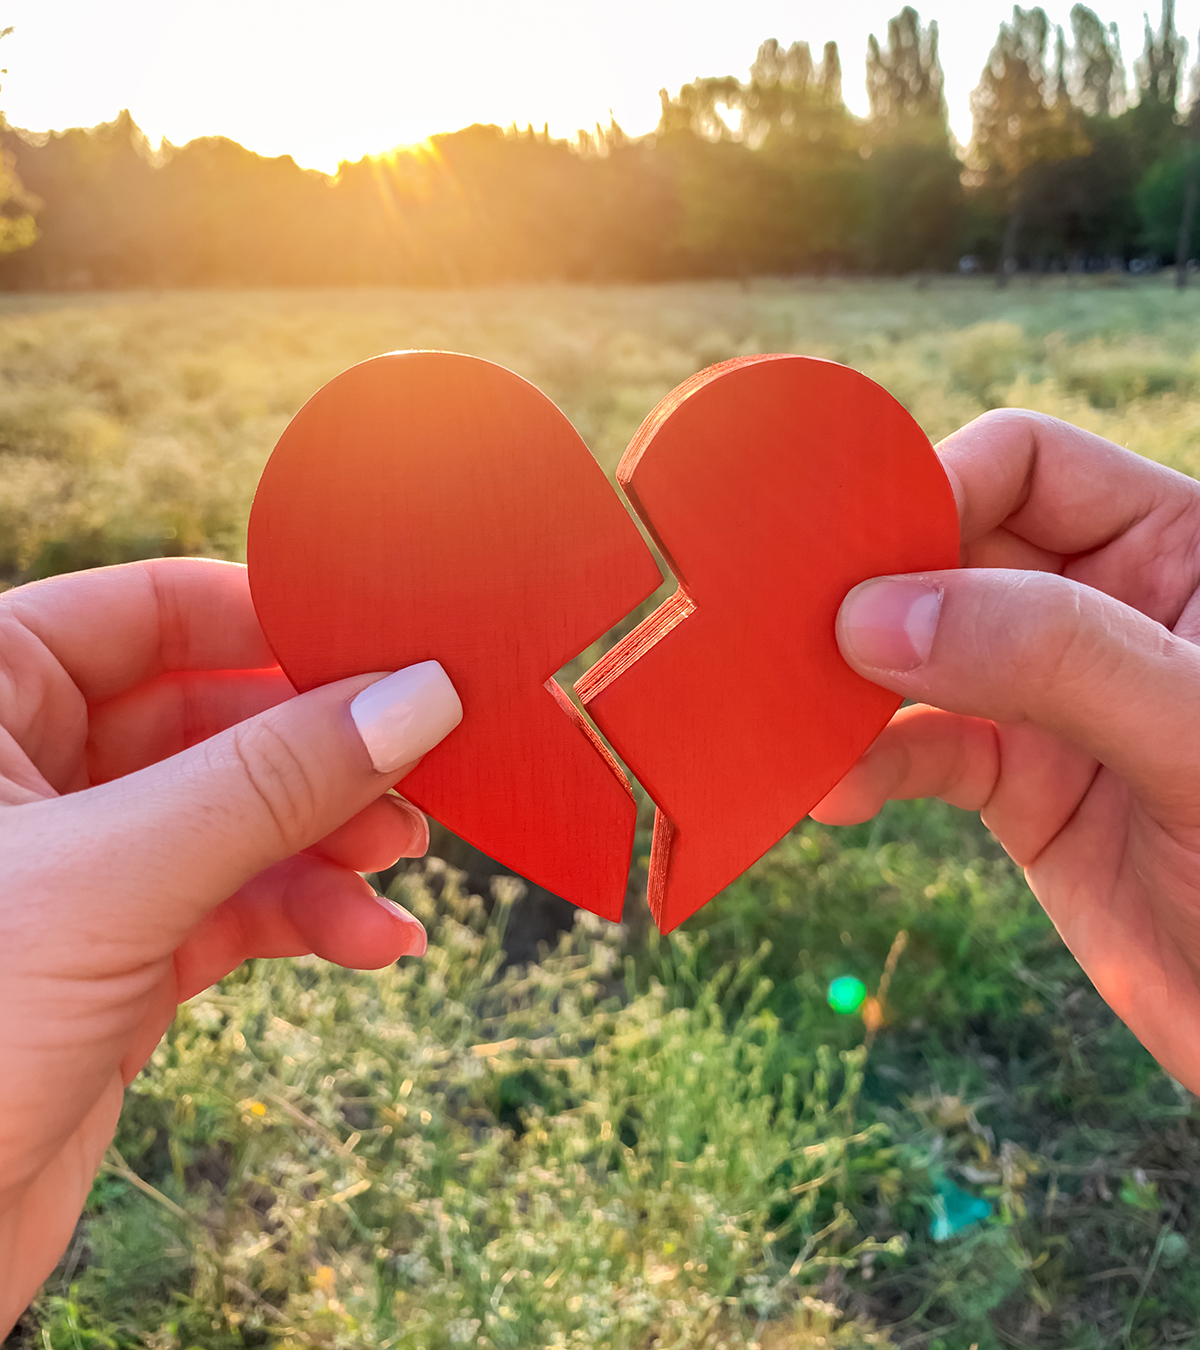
[0,26,37,257]
[866,8,948,133]
[1067,5,1126,119]
[0,126,36,256]
[26,871,901,1349]
[969,7,1082,191]
[859,11,965,273]
[21,814,1200,1347]
[1134,0,1186,128]
[1137,144,1200,256]
[8,5,1200,285]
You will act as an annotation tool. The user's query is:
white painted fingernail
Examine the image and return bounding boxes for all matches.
[351,661,462,774]
[388,792,431,856]
[374,895,428,956]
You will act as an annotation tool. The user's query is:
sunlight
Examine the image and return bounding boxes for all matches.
[3,0,1198,170]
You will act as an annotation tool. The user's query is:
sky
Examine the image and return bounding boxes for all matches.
[3,0,1200,174]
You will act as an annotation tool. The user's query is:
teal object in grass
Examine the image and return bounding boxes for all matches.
[930,1177,993,1241]
[826,976,867,1015]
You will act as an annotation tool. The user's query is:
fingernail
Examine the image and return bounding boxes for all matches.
[838,578,942,672]
[387,792,431,856]
[351,661,462,774]
[374,895,428,956]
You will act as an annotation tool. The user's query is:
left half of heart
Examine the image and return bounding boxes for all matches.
[247,351,664,922]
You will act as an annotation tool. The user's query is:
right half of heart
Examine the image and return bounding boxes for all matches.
[578,354,960,933]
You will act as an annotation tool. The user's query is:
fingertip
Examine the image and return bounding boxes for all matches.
[373,894,428,957]
[385,792,431,857]
[175,857,429,999]
[288,871,427,968]
[837,576,943,676]
[809,804,872,827]
[810,764,886,826]
[350,661,463,775]
[306,792,428,870]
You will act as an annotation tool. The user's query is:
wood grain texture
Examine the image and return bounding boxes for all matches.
[247,351,662,921]
[577,355,960,934]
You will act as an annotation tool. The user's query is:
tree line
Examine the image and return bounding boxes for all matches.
[3,3,1200,288]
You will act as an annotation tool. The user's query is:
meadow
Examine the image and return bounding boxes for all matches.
[8,275,1200,1349]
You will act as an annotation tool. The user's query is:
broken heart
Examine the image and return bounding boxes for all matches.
[247,352,958,932]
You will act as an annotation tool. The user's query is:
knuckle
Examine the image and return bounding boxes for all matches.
[970,406,1046,442]
[1015,578,1092,686]
[997,574,1140,705]
[228,718,320,855]
[974,406,1030,432]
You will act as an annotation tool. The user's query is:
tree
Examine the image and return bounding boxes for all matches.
[655,76,742,143]
[743,40,865,270]
[1137,0,1184,108]
[1011,8,1137,269]
[1126,3,1198,281]
[862,8,964,271]
[741,38,848,147]
[866,6,947,130]
[1171,39,1200,286]
[0,26,37,256]
[655,36,864,275]
[969,6,1089,277]
[1068,5,1126,117]
[1136,144,1197,268]
[2,111,159,285]
[1128,0,1186,161]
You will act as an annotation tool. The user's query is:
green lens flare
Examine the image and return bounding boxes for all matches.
[827,976,867,1015]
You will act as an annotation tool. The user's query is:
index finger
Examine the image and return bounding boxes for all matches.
[1,558,277,704]
[940,409,1200,555]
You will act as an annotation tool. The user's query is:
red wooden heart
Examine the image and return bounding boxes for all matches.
[247,352,958,931]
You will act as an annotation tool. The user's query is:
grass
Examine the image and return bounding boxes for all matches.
[8,274,1200,1348]
[6,274,1200,583]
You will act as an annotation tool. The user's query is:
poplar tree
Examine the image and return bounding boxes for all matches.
[970,6,1088,278]
[1068,5,1126,117]
[862,8,964,271]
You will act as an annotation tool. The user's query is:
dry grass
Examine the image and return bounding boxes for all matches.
[3,275,1200,583]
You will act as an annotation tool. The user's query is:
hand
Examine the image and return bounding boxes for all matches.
[0,559,461,1324]
[813,409,1200,1094]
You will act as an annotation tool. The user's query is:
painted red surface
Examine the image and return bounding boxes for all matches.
[248,352,661,922]
[578,355,959,931]
[248,351,959,932]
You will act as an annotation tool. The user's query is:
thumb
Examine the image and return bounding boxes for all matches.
[835,569,1200,817]
[57,661,462,938]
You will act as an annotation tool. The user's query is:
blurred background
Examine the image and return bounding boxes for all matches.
[7,4,1200,1347]
[3,1,1200,286]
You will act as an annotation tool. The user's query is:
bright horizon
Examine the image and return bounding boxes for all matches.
[4,0,1200,174]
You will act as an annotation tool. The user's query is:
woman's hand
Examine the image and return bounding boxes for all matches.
[814,409,1200,1094]
[0,558,461,1324]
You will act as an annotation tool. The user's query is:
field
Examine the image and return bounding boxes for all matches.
[8,276,1200,1349]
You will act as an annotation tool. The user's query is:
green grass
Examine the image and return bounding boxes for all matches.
[9,276,1200,1348]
